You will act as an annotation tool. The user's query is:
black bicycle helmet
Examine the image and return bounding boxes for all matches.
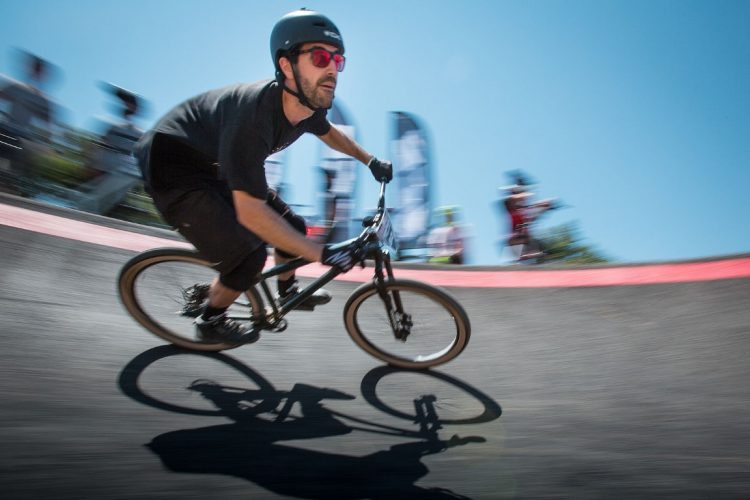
[270,8,344,77]
[270,8,344,110]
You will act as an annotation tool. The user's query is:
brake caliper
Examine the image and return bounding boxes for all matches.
[393,312,413,341]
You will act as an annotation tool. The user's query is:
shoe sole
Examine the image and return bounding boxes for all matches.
[279,296,331,312]
[197,334,260,345]
[196,330,260,345]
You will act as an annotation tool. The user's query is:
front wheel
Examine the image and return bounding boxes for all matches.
[343,279,471,370]
[118,248,265,351]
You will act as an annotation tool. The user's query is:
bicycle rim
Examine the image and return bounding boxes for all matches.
[118,248,264,351]
[343,279,470,369]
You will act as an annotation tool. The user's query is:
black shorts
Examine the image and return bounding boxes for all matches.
[144,134,303,286]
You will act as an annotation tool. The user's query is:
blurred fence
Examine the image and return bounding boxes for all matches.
[0,122,166,229]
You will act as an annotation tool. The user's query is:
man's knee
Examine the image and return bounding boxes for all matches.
[219,245,268,291]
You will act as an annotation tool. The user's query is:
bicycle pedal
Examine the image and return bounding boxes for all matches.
[270,319,288,333]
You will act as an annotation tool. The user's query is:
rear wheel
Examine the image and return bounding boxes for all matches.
[343,279,470,369]
[118,248,265,351]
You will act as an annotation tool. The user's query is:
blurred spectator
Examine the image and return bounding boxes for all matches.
[427,205,465,265]
[499,171,554,262]
[75,84,145,214]
[0,51,58,195]
[0,51,54,140]
[94,83,144,175]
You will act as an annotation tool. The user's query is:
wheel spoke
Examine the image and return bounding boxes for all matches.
[119,250,264,351]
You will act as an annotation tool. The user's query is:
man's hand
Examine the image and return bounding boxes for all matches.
[321,240,360,272]
[367,157,393,183]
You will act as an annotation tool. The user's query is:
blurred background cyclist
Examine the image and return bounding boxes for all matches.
[499,170,555,263]
[427,205,465,265]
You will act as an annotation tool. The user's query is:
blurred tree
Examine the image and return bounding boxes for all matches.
[107,184,169,228]
[21,123,166,228]
[33,125,98,186]
[538,223,609,264]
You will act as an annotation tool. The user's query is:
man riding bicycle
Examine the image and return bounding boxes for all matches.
[501,183,553,262]
[134,9,393,343]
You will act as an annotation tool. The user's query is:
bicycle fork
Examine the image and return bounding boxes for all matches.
[373,255,413,341]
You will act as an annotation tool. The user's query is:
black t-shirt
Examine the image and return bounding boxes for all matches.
[135,79,331,199]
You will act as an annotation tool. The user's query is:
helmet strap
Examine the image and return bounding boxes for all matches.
[282,63,320,111]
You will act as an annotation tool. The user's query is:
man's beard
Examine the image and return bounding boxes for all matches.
[299,75,335,109]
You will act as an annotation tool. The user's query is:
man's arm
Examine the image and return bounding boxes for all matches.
[318,124,372,165]
[233,191,323,262]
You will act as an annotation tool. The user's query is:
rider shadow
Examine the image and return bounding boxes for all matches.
[119,346,500,499]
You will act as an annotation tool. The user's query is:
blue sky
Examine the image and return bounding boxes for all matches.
[2,0,749,265]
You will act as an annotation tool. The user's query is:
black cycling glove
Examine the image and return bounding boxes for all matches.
[367,157,393,183]
[321,240,360,272]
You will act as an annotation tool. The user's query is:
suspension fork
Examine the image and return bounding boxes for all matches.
[383,255,406,312]
[373,251,409,339]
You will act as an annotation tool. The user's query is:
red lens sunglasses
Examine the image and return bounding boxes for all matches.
[297,47,346,72]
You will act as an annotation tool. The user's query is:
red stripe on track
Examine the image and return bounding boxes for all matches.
[0,203,192,252]
[319,259,750,288]
[2,202,749,288]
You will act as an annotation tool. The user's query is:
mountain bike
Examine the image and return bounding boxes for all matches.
[118,181,471,370]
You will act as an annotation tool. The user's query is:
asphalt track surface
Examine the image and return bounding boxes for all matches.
[1,196,749,499]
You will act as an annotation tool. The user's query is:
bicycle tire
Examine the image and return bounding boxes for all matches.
[343,279,470,369]
[118,248,265,351]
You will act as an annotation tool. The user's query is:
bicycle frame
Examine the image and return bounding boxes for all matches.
[251,181,401,330]
[256,257,342,321]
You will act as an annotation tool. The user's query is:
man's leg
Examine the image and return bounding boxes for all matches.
[206,276,241,309]
[266,190,331,309]
[197,242,267,325]
[154,187,268,341]
[144,134,268,340]
[520,236,544,261]
[508,234,525,262]
[192,247,267,342]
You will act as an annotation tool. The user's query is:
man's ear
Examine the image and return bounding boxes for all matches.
[278,56,294,81]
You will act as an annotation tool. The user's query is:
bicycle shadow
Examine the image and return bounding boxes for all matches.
[118,346,502,499]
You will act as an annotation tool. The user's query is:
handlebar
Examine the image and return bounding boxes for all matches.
[376,180,387,213]
[357,180,397,255]
[358,181,388,228]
